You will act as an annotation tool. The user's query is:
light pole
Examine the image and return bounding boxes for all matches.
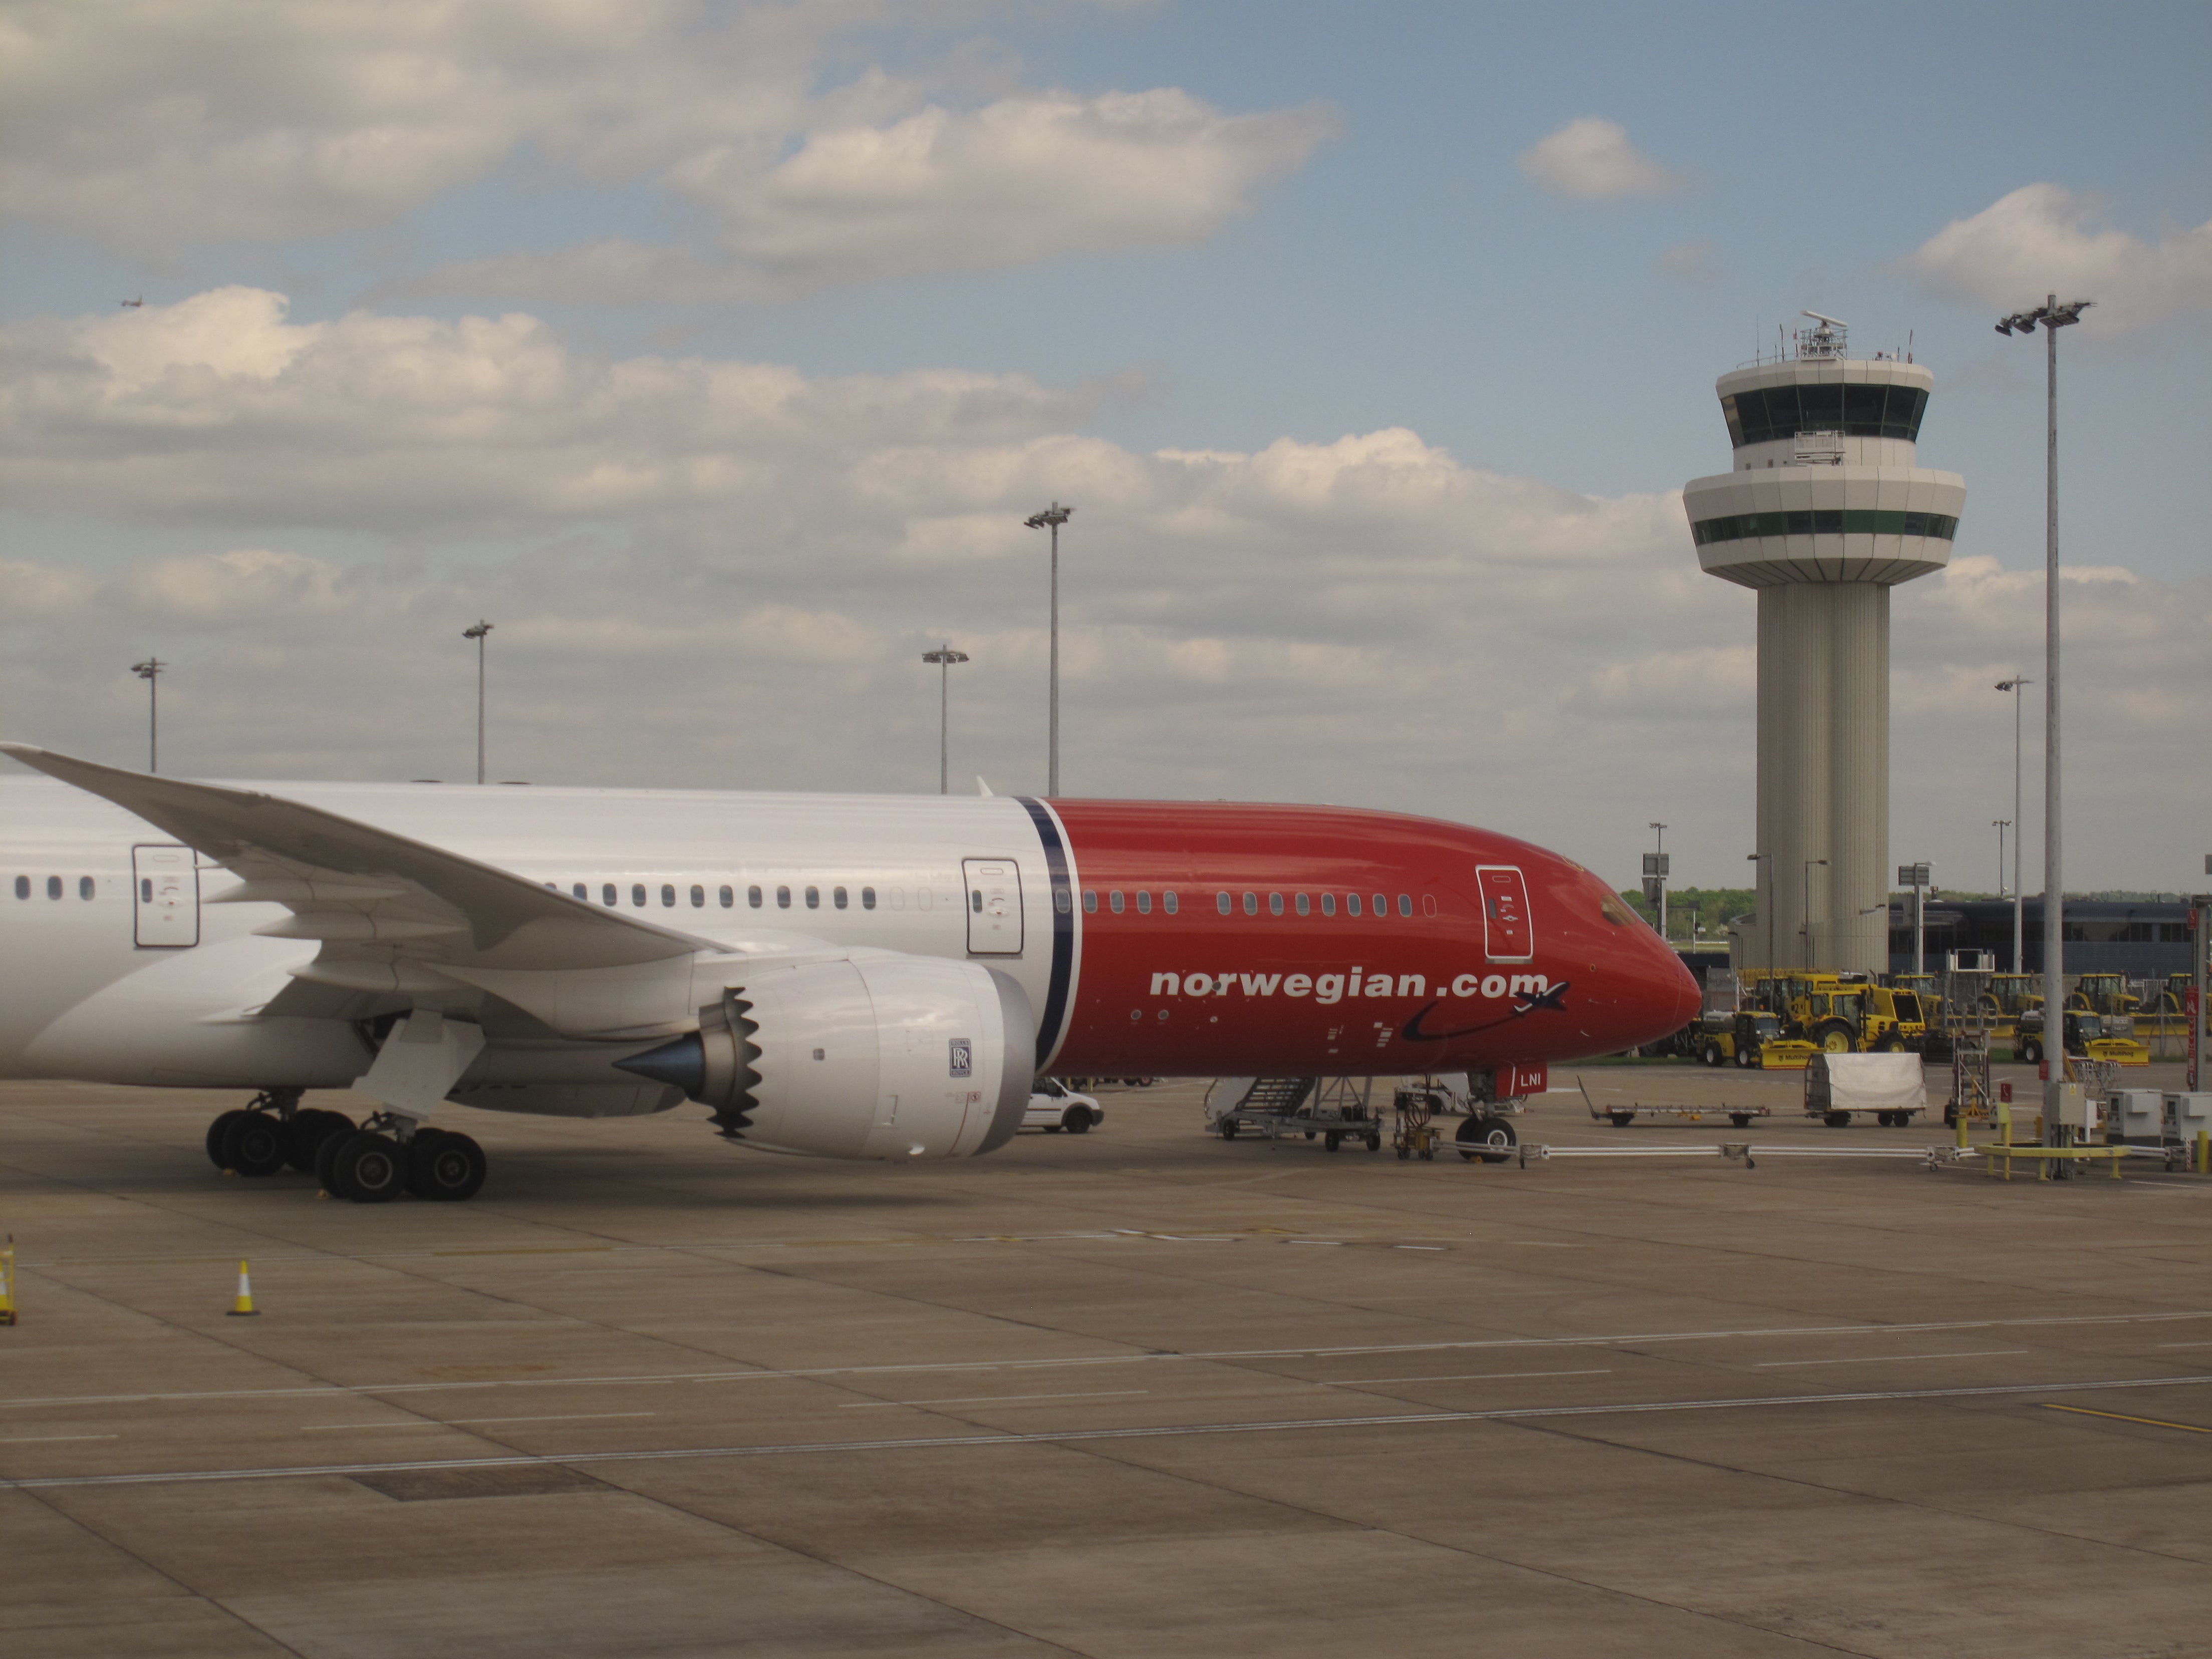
[1993,820,2010,899]
[1997,294,2091,1121]
[1897,863,1931,975]
[1646,821,1669,941]
[1746,852,1773,983]
[1802,857,1828,970]
[462,620,492,785]
[1994,675,2032,973]
[131,658,165,772]
[921,646,969,795]
[1023,501,1072,796]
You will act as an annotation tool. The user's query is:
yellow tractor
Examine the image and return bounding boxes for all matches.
[2067,972,2141,1018]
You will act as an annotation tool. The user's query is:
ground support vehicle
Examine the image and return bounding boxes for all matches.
[1803,1052,1925,1128]
[2068,974,2142,1019]
[1692,1010,1800,1069]
[1205,1076,1382,1152]
[2017,1009,2149,1068]
[1977,974,2044,1043]
[1578,1079,1766,1129]
[1023,1078,1104,1134]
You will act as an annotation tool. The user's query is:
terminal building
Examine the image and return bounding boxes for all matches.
[1890,897,2196,979]
[1686,313,1966,975]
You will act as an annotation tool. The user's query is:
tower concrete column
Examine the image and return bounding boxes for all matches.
[1687,314,1965,976]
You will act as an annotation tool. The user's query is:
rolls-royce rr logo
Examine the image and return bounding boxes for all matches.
[948,1038,973,1078]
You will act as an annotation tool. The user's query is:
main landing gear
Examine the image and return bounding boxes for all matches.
[206,1093,486,1203]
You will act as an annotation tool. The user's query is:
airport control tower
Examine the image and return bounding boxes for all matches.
[1685,314,1966,974]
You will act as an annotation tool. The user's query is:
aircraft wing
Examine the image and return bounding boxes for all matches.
[1,745,718,995]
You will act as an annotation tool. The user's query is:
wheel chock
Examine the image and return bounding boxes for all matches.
[228,1259,260,1317]
[1,1235,17,1326]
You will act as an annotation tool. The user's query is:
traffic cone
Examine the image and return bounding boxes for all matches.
[1,1236,17,1326]
[228,1259,259,1317]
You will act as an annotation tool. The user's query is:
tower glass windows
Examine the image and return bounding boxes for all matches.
[1719,383,1926,447]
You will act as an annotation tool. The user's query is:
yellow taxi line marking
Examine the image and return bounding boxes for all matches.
[1756,1350,2028,1368]
[2040,1404,2209,1434]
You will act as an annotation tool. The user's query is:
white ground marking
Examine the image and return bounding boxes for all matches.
[0,1435,118,1444]
[1754,1350,2030,1368]
[5,1311,2205,1412]
[9,1374,2208,1492]
[839,1391,1150,1410]
[302,1413,658,1433]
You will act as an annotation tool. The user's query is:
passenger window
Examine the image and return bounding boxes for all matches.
[862,887,877,910]
[1347,894,1361,917]
[776,886,791,909]
[719,885,733,908]
[632,884,647,907]
[805,886,819,909]
[1398,894,1412,917]
[749,885,763,908]
[1322,894,1335,916]
[1242,892,1258,916]
[1373,893,1388,916]
[13,876,26,899]
[1136,891,1152,914]
[1216,892,1231,915]
[834,887,848,910]
[690,884,705,908]
[141,878,152,903]
[572,883,587,900]
[1110,891,1125,914]
[79,876,95,900]
[1083,890,1097,913]
[1163,892,1178,915]
[1268,893,1284,916]
[1295,893,1310,916]
[603,884,617,906]
[1052,887,1068,914]
[47,876,62,900]
[661,884,676,908]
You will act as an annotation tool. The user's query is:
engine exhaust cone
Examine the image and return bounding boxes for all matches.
[615,1033,705,1095]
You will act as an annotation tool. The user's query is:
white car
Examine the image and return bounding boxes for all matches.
[1025,1078,1104,1134]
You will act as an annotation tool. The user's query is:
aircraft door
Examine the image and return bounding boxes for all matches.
[1475,866,1533,963]
[132,844,200,948]
[962,859,1023,955]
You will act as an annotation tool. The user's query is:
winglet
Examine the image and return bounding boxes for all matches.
[975,775,993,797]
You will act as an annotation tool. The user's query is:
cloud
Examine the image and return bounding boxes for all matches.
[1894,184,2212,327]
[1517,117,1684,201]
[2,3,1336,302]
[1654,240,1719,288]
[3,291,2201,891]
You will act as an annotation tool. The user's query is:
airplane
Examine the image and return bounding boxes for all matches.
[0,744,1698,1204]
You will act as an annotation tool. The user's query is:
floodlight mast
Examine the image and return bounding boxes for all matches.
[1022,502,1073,796]
[131,658,166,773]
[1995,674,2032,972]
[921,646,970,795]
[462,621,492,785]
[1995,296,2092,1141]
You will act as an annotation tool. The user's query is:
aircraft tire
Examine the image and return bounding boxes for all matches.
[219,1111,289,1178]
[329,1132,406,1204]
[1461,1114,1517,1164]
[407,1131,486,1202]
[284,1110,351,1174]
[206,1110,247,1170]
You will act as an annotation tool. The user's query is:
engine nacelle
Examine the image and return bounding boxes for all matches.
[617,956,1033,1160]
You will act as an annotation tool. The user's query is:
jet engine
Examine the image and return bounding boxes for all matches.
[617,955,1033,1160]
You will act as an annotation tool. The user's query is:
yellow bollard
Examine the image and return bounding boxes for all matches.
[228,1259,259,1317]
[1,1235,16,1326]
[2198,1131,2209,1176]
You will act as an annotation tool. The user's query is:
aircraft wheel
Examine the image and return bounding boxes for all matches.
[1460,1114,1517,1164]
[330,1132,407,1204]
[284,1110,351,1173]
[206,1110,247,1169]
[219,1111,289,1178]
[407,1130,486,1202]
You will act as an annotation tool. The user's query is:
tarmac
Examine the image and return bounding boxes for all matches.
[2,1061,2207,1658]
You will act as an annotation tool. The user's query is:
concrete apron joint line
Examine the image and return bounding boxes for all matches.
[8,1372,2208,1492]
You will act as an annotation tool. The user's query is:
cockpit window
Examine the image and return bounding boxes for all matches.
[1598,891,1642,928]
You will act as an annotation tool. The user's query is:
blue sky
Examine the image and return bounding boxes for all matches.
[2,1,2205,894]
